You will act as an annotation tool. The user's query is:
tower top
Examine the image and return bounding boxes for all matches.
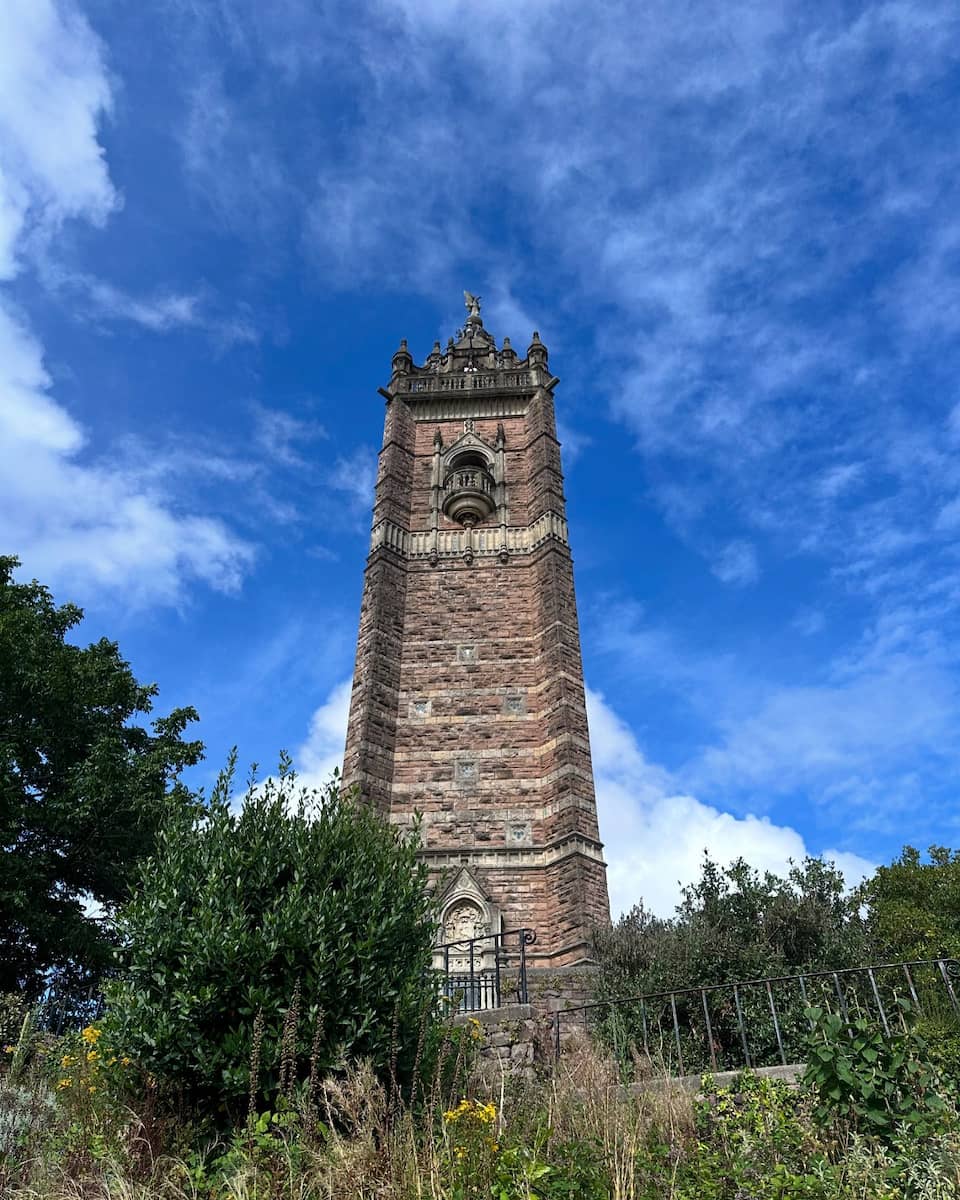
[388,294,551,390]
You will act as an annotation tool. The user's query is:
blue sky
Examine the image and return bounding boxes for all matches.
[4,0,960,918]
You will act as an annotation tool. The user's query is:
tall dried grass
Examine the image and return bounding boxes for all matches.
[1,1030,700,1200]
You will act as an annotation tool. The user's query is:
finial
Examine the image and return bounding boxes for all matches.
[527,329,548,365]
[503,336,512,349]
[392,337,413,374]
[464,291,482,323]
[432,340,441,353]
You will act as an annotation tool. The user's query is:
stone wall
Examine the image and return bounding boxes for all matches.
[527,964,598,1012]
[453,1004,552,1079]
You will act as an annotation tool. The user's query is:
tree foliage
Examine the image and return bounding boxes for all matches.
[107,760,439,1111]
[858,845,960,963]
[0,556,202,998]
[594,854,867,999]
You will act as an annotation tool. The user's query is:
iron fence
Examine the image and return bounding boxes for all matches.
[434,928,536,1012]
[554,958,960,1076]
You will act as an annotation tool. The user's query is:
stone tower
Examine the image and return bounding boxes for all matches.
[343,294,609,966]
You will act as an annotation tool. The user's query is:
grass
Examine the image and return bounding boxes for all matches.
[3,1018,960,1199]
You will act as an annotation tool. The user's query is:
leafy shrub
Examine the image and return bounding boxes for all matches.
[594,856,866,1000]
[107,758,439,1114]
[802,1002,953,1142]
[591,856,868,1073]
[678,1070,839,1199]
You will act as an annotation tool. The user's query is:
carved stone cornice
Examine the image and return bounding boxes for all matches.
[412,834,606,871]
[399,393,532,422]
[369,511,569,560]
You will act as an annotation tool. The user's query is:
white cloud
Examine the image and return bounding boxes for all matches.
[0,0,117,276]
[586,686,875,918]
[792,608,826,637]
[816,463,865,501]
[328,447,377,518]
[294,676,351,791]
[0,301,255,607]
[0,1,259,607]
[710,540,760,587]
[252,402,327,467]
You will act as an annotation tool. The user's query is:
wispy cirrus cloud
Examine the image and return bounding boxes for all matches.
[162,0,960,638]
[42,269,260,344]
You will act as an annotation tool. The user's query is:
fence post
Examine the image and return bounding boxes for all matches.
[519,929,535,1005]
[938,959,960,1018]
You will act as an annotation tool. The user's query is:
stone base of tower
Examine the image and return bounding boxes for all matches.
[425,846,609,968]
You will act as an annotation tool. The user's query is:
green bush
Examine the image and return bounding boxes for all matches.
[107,757,439,1115]
[802,1001,953,1143]
[591,856,868,1073]
[678,1070,838,1199]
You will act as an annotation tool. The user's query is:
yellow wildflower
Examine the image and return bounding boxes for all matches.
[3,1045,14,1054]
[60,1054,75,1069]
[88,1085,97,1094]
[57,1078,72,1090]
[120,1056,132,1067]
[81,1026,102,1045]
[86,1049,99,1063]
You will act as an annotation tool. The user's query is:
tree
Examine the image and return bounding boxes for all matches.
[107,761,439,1112]
[0,556,202,998]
[594,854,867,1000]
[591,855,868,1071]
[859,845,960,962]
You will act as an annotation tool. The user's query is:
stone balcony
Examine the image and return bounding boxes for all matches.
[442,468,497,526]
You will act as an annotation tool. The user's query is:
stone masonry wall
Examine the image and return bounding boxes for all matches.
[343,320,610,965]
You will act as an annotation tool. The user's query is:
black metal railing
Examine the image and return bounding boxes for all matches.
[554,958,960,1075]
[434,928,536,1012]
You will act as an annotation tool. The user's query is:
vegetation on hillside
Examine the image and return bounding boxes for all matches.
[4,1002,960,1198]
[593,854,868,1001]
[0,556,202,1001]
[108,758,439,1114]
[6,563,960,1196]
[859,845,960,963]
